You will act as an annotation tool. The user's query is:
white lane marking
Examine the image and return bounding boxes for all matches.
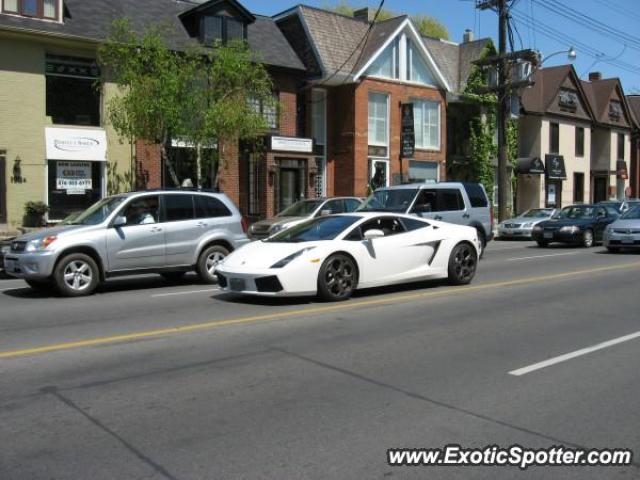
[509,331,640,376]
[0,287,23,292]
[505,251,581,261]
[151,288,220,298]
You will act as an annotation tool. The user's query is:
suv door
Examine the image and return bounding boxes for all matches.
[411,188,467,225]
[105,195,165,271]
[162,193,199,266]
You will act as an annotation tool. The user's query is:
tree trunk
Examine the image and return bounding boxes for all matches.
[162,137,180,187]
[196,142,202,189]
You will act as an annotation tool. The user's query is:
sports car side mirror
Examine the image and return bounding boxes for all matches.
[364,229,385,240]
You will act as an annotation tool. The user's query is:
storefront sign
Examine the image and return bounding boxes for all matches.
[616,160,628,179]
[56,161,92,192]
[400,103,415,158]
[545,154,567,180]
[516,157,545,175]
[270,136,313,153]
[46,127,107,161]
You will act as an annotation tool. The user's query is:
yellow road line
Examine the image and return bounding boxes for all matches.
[2,261,640,359]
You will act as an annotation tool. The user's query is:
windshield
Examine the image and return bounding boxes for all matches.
[621,206,640,220]
[265,216,360,243]
[357,189,418,213]
[68,196,127,225]
[521,209,553,218]
[556,206,596,220]
[277,200,323,217]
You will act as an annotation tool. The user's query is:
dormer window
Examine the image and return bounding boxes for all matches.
[558,89,578,112]
[200,15,246,45]
[609,101,622,121]
[2,0,58,20]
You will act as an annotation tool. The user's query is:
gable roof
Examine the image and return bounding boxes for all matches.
[0,0,305,71]
[520,65,595,121]
[580,77,632,128]
[179,0,255,22]
[627,95,640,129]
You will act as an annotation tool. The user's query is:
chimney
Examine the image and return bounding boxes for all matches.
[353,7,372,23]
[463,29,474,43]
[589,71,602,81]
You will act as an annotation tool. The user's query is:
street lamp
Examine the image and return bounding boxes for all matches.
[539,46,577,65]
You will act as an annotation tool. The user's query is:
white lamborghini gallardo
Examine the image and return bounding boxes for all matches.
[216,213,480,301]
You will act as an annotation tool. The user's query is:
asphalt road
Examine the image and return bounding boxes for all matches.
[1,240,639,479]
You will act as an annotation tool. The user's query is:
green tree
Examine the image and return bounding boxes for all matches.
[323,1,449,39]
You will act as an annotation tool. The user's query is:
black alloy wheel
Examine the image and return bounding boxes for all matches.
[317,254,357,301]
[448,242,478,285]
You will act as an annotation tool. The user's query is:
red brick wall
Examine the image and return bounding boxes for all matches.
[135,141,162,189]
[327,78,447,197]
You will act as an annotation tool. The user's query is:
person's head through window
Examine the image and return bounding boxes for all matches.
[128,199,156,225]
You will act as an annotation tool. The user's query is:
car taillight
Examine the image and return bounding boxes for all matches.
[241,217,249,233]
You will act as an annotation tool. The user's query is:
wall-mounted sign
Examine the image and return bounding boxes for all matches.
[46,128,107,161]
[400,103,415,158]
[545,154,567,180]
[516,157,545,175]
[56,161,92,193]
[270,136,313,153]
[45,54,100,79]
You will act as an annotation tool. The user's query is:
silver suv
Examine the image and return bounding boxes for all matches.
[4,190,249,296]
[358,182,494,255]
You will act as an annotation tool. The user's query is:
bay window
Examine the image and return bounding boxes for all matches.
[413,99,440,150]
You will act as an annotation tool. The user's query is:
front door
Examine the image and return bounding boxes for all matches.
[105,195,165,271]
[593,176,608,203]
[0,154,6,224]
[277,159,306,212]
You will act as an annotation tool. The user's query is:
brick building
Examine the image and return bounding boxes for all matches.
[625,95,640,198]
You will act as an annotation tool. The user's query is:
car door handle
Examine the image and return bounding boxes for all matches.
[462,213,470,219]
[434,215,443,220]
[150,226,163,233]
[196,222,208,228]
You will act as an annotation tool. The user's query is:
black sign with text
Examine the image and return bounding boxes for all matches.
[401,103,415,158]
[545,154,567,180]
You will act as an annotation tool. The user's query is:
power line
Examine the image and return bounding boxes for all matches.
[591,0,640,23]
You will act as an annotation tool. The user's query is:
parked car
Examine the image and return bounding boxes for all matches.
[247,197,363,240]
[597,199,640,213]
[498,208,556,239]
[217,212,480,301]
[531,204,619,247]
[0,237,13,273]
[3,190,249,296]
[357,182,493,255]
[603,205,640,252]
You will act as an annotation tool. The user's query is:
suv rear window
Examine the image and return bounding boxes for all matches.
[194,195,231,218]
[164,194,194,222]
[463,183,488,207]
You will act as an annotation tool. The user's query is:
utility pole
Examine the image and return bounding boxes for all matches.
[496,0,509,222]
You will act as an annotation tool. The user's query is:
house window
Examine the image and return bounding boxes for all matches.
[413,99,440,150]
[610,101,623,121]
[45,55,100,126]
[368,92,389,148]
[618,133,625,160]
[200,15,245,45]
[407,40,435,85]
[249,95,278,130]
[549,122,559,154]
[559,89,578,112]
[367,39,399,80]
[575,127,584,157]
[573,172,584,203]
[2,0,57,19]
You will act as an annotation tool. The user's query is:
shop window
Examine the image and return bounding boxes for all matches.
[48,160,103,220]
[575,127,584,157]
[412,100,440,150]
[2,0,57,20]
[549,122,559,154]
[368,93,388,147]
[573,172,584,203]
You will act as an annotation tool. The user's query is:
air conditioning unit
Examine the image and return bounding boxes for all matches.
[513,61,533,82]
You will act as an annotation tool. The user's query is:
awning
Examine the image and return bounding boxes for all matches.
[515,157,545,175]
[616,160,628,179]
[45,127,107,161]
[545,154,567,180]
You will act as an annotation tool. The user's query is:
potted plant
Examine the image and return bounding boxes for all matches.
[23,201,50,227]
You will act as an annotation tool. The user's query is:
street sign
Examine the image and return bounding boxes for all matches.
[401,103,415,158]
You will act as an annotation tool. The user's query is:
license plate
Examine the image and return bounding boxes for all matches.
[229,278,246,292]
[622,236,634,244]
[543,231,553,239]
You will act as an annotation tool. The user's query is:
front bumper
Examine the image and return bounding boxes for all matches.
[531,229,584,244]
[2,251,57,279]
[604,232,640,248]
[498,227,533,238]
[216,264,317,297]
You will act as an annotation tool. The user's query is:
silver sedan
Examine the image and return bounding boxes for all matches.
[498,208,556,239]
[603,206,640,252]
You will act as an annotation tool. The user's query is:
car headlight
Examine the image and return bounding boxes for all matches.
[24,236,57,252]
[559,226,580,233]
[270,247,316,268]
[532,225,543,232]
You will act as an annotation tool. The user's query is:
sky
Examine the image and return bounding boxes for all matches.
[242,0,640,93]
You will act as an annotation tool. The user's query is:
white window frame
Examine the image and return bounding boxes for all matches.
[368,92,390,149]
[412,98,441,151]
